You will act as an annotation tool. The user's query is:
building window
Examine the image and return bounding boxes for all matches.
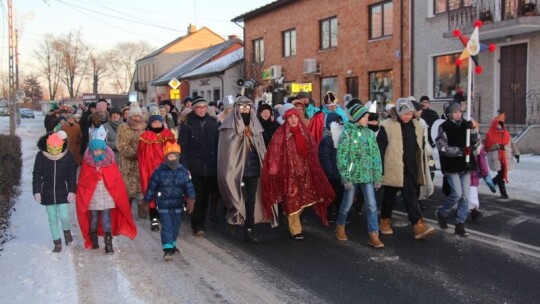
[434,0,473,14]
[320,17,338,50]
[283,29,297,57]
[321,77,338,101]
[433,53,469,98]
[192,91,198,98]
[369,70,393,106]
[213,88,220,101]
[346,77,359,98]
[369,1,393,40]
[253,38,264,63]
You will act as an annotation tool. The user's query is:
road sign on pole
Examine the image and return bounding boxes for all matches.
[168,78,181,90]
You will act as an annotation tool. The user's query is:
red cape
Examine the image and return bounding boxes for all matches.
[138,129,176,208]
[76,148,137,249]
[308,112,325,146]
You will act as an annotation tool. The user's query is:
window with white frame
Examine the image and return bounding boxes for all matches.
[320,17,338,50]
[253,38,264,63]
[434,0,473,14]
[433,53,469,98]
[370,1,393,39]
[283,29,297,57]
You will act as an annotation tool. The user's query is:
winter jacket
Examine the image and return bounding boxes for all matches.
[103,120,123,164]
[116,119,146,198]
[337,122,382,184]
[61,122,83,165]
[318,136,341,180]
[178,112,219,177]
[436,119,478,174]
[32,134,77,205]
[143,163,196,210]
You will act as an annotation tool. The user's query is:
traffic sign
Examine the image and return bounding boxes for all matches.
[170,89,180,100]
[168,78,181,89]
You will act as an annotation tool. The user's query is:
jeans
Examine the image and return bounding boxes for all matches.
[90,209,111,233]
[159,209,182,249]
[45,204,71,241]
[336,183,379,233]
[439,172,470,224]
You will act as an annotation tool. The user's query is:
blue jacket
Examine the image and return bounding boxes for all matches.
[143,163,196,210]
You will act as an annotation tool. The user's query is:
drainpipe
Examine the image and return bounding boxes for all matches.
[400,0,404,97]
[216,73,225,100]
[409,0,414,97]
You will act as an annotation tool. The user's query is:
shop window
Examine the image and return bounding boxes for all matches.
[433,53,469,98]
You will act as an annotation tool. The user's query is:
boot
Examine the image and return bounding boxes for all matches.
[52,239,62,253]
[413,218,435,240]
[379,218,393,235]
[334,224,348,241]
[368,232,384,249]
[163,249,174,262]
[137,202,148,219]
[244,227,259,244]
[63,229,73,246]
[104,232,114,254]
[499,182,509,199]
[470,208,483,221]
[435,210,448,229]
[151,218,160,231]
[90,231,99,249]
[454,223,469,237]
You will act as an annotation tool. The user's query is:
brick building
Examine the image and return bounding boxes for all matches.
[233,0,412,106]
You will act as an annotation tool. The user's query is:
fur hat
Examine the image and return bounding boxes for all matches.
[447,101,463,114]
[129,105,142,117]
[395,98,415,116]
[348,104,369,123]
[191,96,208,108]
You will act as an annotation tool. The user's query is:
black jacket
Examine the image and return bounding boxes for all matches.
[178,112,219,177]
[32,133,77,205]
[437,119,477,174]
[318,136,341,180]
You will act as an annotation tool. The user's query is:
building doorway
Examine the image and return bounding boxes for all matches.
[499,43,527,124]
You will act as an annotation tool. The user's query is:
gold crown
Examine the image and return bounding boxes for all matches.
[163,142,181,155]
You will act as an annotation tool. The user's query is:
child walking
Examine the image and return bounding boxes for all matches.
[144,142,195,261]
[335,105,384,248]
[33,131,77,253]
[76,127,137,253]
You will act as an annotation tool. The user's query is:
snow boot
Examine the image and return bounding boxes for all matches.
[454,223,469,237]
[150,218,160,231]
[52,239,62,253]
[379,218,393,235]
[90,231,99,249]
[335,224,348,241]
[163,249,174,262]
[244,227,259,244]
[470,208,483,221]
[435,210,448,229]
[104,232,114,254]
[413,218,436,240]
[499,182,509,199]
[63,229,73,246]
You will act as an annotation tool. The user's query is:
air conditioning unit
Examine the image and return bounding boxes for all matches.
[303,58,320,74]
[270,65,282,79]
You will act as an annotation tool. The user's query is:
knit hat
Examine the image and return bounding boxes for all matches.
[258,103,273,115]
[192,96,208,108]
[183,96,193,104]
[296,91,310,99]
[447,101,463,114]
[109,107,122,117]
[348,104,369,123]
[346,98,362,110]
[395,98,415,116]
[323,91,338,105]
[148,109,164,124]
[88,138,106,152]
[46,132,65,155]
[129,105,142,117]
[326,113,342,129]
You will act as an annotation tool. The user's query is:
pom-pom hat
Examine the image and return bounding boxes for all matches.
[348,104,369,123]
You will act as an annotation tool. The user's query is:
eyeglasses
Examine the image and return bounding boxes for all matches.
[239,105,251,111]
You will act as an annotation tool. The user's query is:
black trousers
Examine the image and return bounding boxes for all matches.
[380,173,422,225]
[191,175,217,232]
[242,176,258,228]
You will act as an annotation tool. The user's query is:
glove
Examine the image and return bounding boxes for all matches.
[463,146,471,156]
[374,182,382,191]
[466,120,474,129]
[186,199,195,215]
[33,193,41,203]
[515,155,520,162]
[67,192,76,203]
[343,182,354,190]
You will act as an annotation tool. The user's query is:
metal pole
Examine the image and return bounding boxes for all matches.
[8,0,16,135]
[465,56,473,163]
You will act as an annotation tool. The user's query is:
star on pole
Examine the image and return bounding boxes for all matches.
[453,20,496,74]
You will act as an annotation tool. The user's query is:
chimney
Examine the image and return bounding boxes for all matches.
[228,35,238,41]
[187,23,197,34]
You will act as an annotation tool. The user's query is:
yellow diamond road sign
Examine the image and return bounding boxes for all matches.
[168,78,180,90]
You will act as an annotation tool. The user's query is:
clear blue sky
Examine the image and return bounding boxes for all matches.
[1,0,272,70]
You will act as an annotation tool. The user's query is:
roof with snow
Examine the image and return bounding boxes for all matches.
[231,0,296,22]
[182,48,243,79]
[152,39,242,86]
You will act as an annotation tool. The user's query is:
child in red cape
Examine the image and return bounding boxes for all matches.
[76,129,137,253]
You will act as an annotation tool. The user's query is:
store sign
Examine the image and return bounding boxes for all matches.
[291,83,312,93]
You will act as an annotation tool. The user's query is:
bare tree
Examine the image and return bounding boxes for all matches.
[55,30,89,98]
[33,33,61,100]
[89,51,111,94]
[106,41,153,94]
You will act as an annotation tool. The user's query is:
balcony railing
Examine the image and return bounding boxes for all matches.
[448,0,539,32]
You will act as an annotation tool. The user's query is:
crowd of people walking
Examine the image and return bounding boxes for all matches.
[32,90,519,261]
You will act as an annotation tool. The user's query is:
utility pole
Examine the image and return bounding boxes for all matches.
[8,0,17,135]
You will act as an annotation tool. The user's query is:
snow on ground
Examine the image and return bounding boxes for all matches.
[0,115,323,304]
[0,114,538,303]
